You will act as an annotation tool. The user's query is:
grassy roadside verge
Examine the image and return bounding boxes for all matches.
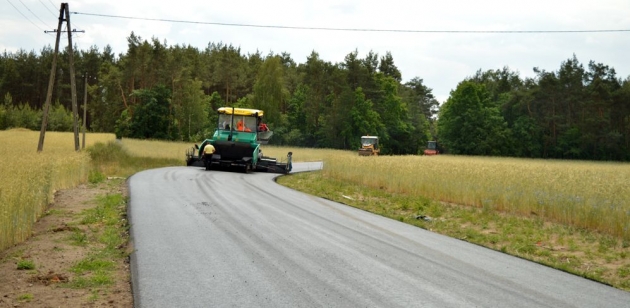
[277,171,630,291]
[73,140,184,290]
[1,140,181,306]
[64,182,129,291]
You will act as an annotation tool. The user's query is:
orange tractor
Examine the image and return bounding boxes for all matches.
[424,141,440,155]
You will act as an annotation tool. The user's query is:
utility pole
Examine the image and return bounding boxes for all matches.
[37,3,84,152]
[37,4,64,152]
[82,73,88,149]
[66,3,80,152]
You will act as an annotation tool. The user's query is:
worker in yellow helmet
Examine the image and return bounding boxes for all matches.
[203,143,215,156]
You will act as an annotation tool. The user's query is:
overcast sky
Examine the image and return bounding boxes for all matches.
[2,0,630,102]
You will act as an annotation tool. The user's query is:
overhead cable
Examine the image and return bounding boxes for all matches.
[18,0,51,29]
[6,0,47,33]
[71,11,630,34]
[38,0,58,17]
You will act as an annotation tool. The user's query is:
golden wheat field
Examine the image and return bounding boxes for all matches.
[3,131,629,252]
[322,153,630,240]
[0,129,115,251]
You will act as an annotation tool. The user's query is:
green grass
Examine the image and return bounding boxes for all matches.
[63,181,129,290]
[69,230,89,246]
[71,258,115,275]
[88,170,106,184]
[66,271,113,289]
[16,259,35,270]
[17,293,33,302]
[81,194,124,226]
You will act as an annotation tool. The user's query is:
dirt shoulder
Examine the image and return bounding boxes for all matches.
[0,179,133,308]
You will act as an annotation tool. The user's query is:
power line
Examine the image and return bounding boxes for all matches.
[45,0,56,11]
[18,0,51,30]
[38,0,57,17]
[71,11,630,34]
[6,0,47,33]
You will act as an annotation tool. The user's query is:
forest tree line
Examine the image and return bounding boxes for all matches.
[1,32,629,160]
[440,57,630,160]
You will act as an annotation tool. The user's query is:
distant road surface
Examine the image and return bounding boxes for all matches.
[128,162,630,307]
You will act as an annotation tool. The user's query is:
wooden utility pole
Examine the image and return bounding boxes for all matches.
[37,4,64,152]
[82,73,88,149]
[37,3,82,152]
[66,4,80,152]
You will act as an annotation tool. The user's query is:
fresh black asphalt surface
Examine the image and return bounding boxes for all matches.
[128,162,630,307]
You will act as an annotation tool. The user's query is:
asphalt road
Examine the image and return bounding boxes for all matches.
[128,163,630,307]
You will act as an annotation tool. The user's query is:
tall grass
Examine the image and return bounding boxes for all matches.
[89,141,182,177]
[120,139,193,160]
[0,129,115,251]
[320,152,630,240]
